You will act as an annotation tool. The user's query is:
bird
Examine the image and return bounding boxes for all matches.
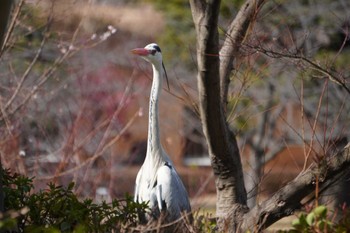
[131,43,192,225]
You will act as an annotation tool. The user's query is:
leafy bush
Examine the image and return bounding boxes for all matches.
[0,169,148,232]
[280,205,350,233]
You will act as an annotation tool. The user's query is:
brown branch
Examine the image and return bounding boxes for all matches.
[0,155,4,214]
[263,143,285,164]
[248,45,350,94]
[241,143,350,231]
[219,0,266,108]
[0,0,24,57]
[4,23,49,111]
[4,49,72,120]
[37,108,141,180]
[0,24,115,123]
[0,0,13,49]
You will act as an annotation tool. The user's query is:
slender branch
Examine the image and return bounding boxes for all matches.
[247,45,350,94]
[263,143,285,164]
[37,108,141,180]
[0,26,115,123]
[4,49,71,120]
[0,0,24,57]
[241,143,350,231]
[76,70,136,191]
[4,24,49,111]
[0,155,4,214]
[219,0,266,108]
[256,83,275,147]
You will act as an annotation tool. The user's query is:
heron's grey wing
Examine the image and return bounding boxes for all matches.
[155,162,191,219]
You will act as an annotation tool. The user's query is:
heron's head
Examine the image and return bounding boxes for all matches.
[131,43,162,65]
[131,43,170,90]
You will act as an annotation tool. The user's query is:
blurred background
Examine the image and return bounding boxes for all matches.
[0,0,349,215]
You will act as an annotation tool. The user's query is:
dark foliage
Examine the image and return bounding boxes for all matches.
[1,168,148,232]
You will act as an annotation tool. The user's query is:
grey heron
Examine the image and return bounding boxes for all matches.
[131,43,192,225]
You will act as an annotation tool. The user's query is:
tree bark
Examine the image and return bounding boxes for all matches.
[189,0,248,230]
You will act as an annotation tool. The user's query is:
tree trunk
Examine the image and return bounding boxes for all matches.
[189,0,265,230]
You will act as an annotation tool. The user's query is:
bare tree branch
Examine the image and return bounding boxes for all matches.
[2,49,71,122]
[37,108,141,181]
[4,24,49,111]
[241,143,350,231]
[220,0,266,107]
[246,44,350,94]
[0,0,13,52]
[0,0,24,57]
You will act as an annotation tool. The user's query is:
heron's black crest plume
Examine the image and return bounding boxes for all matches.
[162,62,170,91]
[154,45,161,53]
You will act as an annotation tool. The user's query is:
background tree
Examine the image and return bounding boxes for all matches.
[148,0,350,217]
[190,0,350,231]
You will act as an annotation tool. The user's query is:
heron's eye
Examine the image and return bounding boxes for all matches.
[150,49,157,55]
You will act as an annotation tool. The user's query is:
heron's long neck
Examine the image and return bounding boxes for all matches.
[146,63,164,164]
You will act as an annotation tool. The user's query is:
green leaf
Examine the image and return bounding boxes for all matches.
[292,218,301,227]
[306,212,315,226]
[313,205,327,218]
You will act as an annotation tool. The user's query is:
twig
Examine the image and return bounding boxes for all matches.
[0,0,24,57]
[5,49,71,119]
[305,81,328,168]
[36,109,141,180]
[245,44,350,94]
[76,68,136,193]
[4,21,49,111]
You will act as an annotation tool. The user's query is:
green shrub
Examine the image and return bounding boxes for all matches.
[0,169,148,232]
[280,205,350,233]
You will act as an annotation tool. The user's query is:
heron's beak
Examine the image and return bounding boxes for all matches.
[131,48,150,56]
